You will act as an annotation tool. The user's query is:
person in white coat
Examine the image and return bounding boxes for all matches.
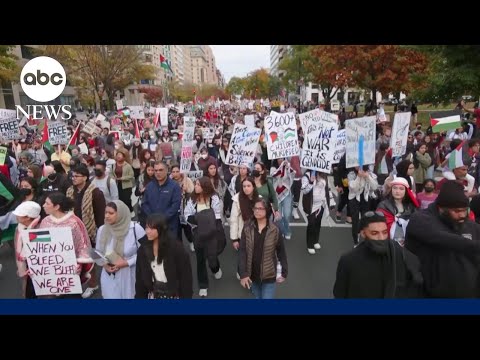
[96,200,146,299]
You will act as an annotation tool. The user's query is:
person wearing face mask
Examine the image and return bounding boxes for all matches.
[171,131,182,164]
[416,179,438,210]
[39,165,70,201]
[406,180,480,298]
[92,160,119,203]
[333,211,423,298]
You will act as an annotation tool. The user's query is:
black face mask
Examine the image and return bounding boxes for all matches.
[424,187,435,193]
[48,173,57,181]
[94,169,104,177]
[20,188,32,196]
[364,238,389,254]
[251,170,261,178]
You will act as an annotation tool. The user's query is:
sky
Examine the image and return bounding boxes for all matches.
[210,45,270,83]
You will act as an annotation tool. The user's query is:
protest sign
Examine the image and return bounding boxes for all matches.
[225,124,261,167]
[48,121,68,145]
[22,227,83,296]
[345,116,376,168]
[244,114,255,127]
[332,130,346,164]
[159,108,169,127]
[0,109,20,140]
[390,112,411,157]
[264,112,299,160]
[187,170,204,181]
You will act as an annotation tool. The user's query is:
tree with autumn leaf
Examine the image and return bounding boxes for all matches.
[346,45,429,105]
[139,86,163,106]
[42,45,156,111]
[0,45,19,84]
[225,76,246,97]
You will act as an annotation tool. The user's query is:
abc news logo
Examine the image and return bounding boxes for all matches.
[17,56,72,120]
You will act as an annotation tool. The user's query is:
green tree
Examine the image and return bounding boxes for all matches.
[278,45,313,93]
[225,76,246,97]
[0,45,19,85]
[409,45,480,105]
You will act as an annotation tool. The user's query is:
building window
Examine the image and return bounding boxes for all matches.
[311,84,319,89]
[20,45,35,60]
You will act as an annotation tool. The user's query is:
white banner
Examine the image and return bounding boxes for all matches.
[264,112,299,160]
[129,106,145,119]
[0,109,21,140]
[82,121,102,136]
[22,227,82,296]
[332,130,346,164]
[301,116,338,173]
[187,170,204,181]
[225,124,261,167]
[48,121,68,145]
[390,112,411,158]
[244,114,255,128]
[159,108,169,127]
[116,100,124,110]
[345,116,377,168]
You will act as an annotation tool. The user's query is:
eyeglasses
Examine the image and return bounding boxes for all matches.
[363,211,385,218]
[253,207,266,212]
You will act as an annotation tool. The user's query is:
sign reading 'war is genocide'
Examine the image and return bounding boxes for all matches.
[301,112,338,173]
[47,121,68,145]
[299,109,338,131]
[0,109,21,140]
[265,112,299,160]
[390,112,411,157]
[332,130,346,164]
[226,123,261,167]
[22,227,82,296]
[345,116,377,169]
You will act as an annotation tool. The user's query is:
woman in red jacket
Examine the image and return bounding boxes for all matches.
[376,177,419,246]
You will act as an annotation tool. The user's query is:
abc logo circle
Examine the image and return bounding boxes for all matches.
[20,56,66,102]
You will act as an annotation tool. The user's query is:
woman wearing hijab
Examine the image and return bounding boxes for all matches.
[95,200,146,299]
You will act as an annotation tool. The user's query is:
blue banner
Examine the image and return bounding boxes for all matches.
[2,299,480,315]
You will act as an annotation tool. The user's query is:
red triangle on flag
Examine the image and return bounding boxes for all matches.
[430,118,439,127]
[29,233,37,241]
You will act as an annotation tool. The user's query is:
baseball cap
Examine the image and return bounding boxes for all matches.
[13,201,41,218]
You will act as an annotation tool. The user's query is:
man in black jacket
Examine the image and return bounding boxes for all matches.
[405,180,480,298]
[333,211,423,298]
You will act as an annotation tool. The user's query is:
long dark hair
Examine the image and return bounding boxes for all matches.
[207,163,221,189]
[239,177,259,221]
[145,214,171,264]
[395,160,413,189]
[51,160,66,175]
[254,162,268,185]
[191,176,216,203]
[131,141,143,159]
[46,192,74,213]
[143,160,156,187]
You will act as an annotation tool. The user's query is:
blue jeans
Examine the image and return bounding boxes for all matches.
[278,193,292,237]
[251,282,276,299]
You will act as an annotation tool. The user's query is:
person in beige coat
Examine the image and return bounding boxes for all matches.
[113,148,135,212]
[412,143,432,193]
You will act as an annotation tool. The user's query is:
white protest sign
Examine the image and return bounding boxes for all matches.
[226,124,261,167]
[345,116,377,168]
[264,112,299,160]
[116,100,124,110]
[331,100,340,111]
[182,117,196,144]
[48,121,68,145]
[299,109,339,130]
[280,105,285,112]
[180,146,193,174]
[248,102,254,110]
[159,108,169,127]
[178,105,184,114]
[82,121,102,136]
[332,130,346,164]
[301,116,338,173]
[390,112,411,157]
[22,227,82,296]
[244,114,255,128]
[101,120,111,130]
[149,106,156,115]
[202,128,214,141]
[287,107,296,114]
[96,113,106,122]
[0,109,21,140]
[129,106,145,119]
[187,170,204,181]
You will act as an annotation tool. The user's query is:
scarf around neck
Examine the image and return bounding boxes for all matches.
[98,200,131,258]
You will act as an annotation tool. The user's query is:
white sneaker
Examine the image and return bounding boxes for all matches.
[189,243,195,252]
[307,248,316,255]
[313,243,321,250]
[292,208,300,220]
[81,286,99,299]
[214,268,222,280]
[199,289,208,297]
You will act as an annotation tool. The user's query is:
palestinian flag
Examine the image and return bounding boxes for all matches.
[134,119,141,139]
[160,54,174,74]
[153,112,159,129]
[67,123,81,149]
[42,120,53,153]
[430,110,462,132]
[446,140,465,170]
[29,230,51,242]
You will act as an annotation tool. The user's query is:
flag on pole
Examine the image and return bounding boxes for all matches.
[446,140,465,170]
[67,123,81,149]
[153,112,159,129]
[430,110,462,132]
[160,54,174,74]
[42,120,53,153]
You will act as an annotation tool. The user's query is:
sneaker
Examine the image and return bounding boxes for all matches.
[285,234,291,240]
[199,289,208,297]
[214,268,223,280]
[189,243,195,252]
[292,208,300,220]
[313,243,321,250]
[307,248,316,255]
[336,214,342,221]
[81,286,99,299]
